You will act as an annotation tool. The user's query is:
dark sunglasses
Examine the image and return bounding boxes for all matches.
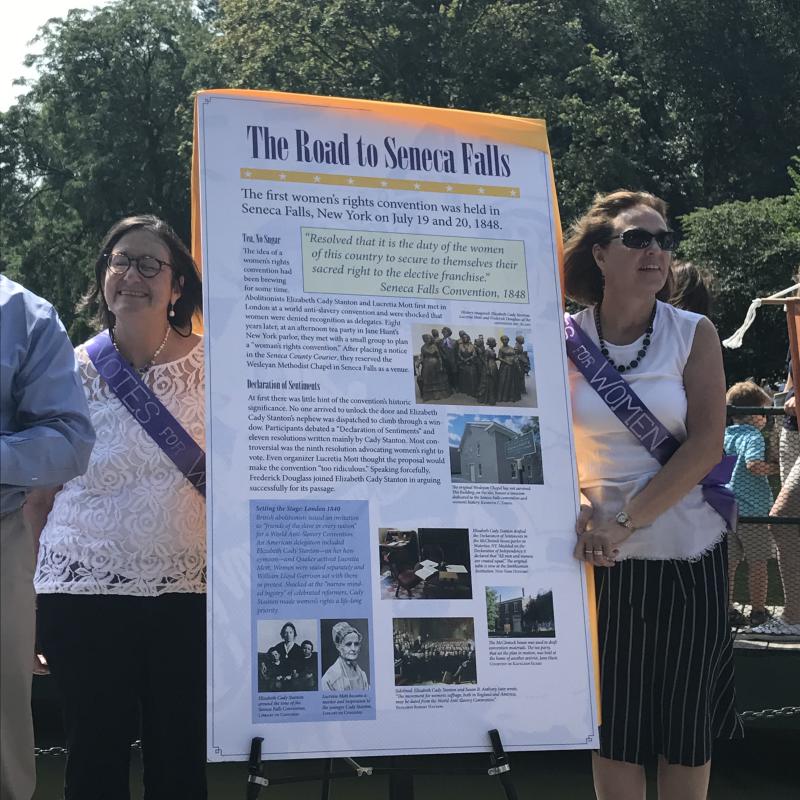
[613,228,677,251]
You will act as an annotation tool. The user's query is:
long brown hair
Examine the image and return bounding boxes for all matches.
[564,190,674,306]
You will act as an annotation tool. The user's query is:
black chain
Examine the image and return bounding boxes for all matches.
[738,706,800,721]
[35,739,141,757]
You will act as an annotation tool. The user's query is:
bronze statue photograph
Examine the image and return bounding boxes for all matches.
[411,323,537,408]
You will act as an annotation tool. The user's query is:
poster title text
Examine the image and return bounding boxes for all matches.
[246,126,512,177]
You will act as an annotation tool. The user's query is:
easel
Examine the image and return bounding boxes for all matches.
[246,729,519,799]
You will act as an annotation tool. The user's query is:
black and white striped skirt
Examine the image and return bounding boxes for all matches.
[595,538,743,766]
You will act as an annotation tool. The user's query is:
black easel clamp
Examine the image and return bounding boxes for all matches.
[247,737,268,800]
[488,729,518,800]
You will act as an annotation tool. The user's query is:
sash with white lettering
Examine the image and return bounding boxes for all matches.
[564,314,736,530]
[85,331,206,497]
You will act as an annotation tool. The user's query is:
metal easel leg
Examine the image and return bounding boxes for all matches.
[320,757,334,800]
[388,756,415,800]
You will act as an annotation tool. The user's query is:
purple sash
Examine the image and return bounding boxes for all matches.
[86,331,206,497]
[565,314,736,530]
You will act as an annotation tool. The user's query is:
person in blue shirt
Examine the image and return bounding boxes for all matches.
[0,275,94,800]
[724,381,778,627]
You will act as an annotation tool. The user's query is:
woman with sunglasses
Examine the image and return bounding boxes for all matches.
[27,216,207,798]
[564,191,741,800]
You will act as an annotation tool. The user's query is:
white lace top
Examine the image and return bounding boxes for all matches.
[34,339,206,595]
[569,302,727,560]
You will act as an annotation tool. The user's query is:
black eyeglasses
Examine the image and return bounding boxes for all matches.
[106,251,173,278]
[613,228,677,251]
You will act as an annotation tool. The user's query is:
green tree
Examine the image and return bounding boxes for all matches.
[4,0,798,377]
[1,0,218,337]
[598,0,800,214]
[214,0,800,225]
[485,587,499,632]
[215,0,668,223]
[679,160,800,383]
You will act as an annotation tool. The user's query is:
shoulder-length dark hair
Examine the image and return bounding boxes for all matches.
[563,190,674,306]
[86,215,202,334]
[670,261,713,317]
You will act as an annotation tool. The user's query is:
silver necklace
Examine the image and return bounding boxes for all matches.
[111,325,170,374]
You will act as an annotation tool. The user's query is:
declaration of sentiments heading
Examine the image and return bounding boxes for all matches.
[246,125,512,177]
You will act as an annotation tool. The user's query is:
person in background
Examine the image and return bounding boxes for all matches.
[669,260,714,317]
[751,348,800,635]
[27,215,206,799]
[564,190,742,800]
[724,381,778,627]
[0,275,95,800]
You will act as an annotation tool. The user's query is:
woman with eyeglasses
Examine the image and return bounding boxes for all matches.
[27,215,207,798]
[564,191,742,800]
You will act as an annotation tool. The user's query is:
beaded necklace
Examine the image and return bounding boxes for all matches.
[594,303,656,373]
[110,325,170,375]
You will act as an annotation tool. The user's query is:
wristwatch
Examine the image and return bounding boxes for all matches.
[615,511,636,531]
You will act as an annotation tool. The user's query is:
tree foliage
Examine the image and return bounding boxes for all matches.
[485,587,499,631]
[597,0,800,211]
[215,0,800,223]
[1,0,217,337]
[1,0,798,373]
[523,589,554,630]
[215,1,673,222]
[679,160,800,383]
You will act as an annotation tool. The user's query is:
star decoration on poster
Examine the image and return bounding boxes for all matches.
[239,167,521,198]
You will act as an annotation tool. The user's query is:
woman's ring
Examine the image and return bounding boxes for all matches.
[593,548,604,555]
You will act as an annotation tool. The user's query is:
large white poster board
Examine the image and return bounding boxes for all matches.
[195,90,598,761]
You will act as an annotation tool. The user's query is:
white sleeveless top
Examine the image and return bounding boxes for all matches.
[569,301,726,560]
[34,340,206,595]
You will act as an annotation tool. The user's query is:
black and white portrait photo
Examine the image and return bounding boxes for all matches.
[320,619,371,691]
[256,619,319,693]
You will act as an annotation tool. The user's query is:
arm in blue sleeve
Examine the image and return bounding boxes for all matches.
[742,430,765,462]
[0,309,95,488]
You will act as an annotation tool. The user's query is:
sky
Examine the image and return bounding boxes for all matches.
[1,1,109,111]
[493,587,524,602]
[490,587,551,602]
[447,413,533,447]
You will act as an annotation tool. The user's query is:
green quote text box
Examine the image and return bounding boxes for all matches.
[301,227,528,304]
